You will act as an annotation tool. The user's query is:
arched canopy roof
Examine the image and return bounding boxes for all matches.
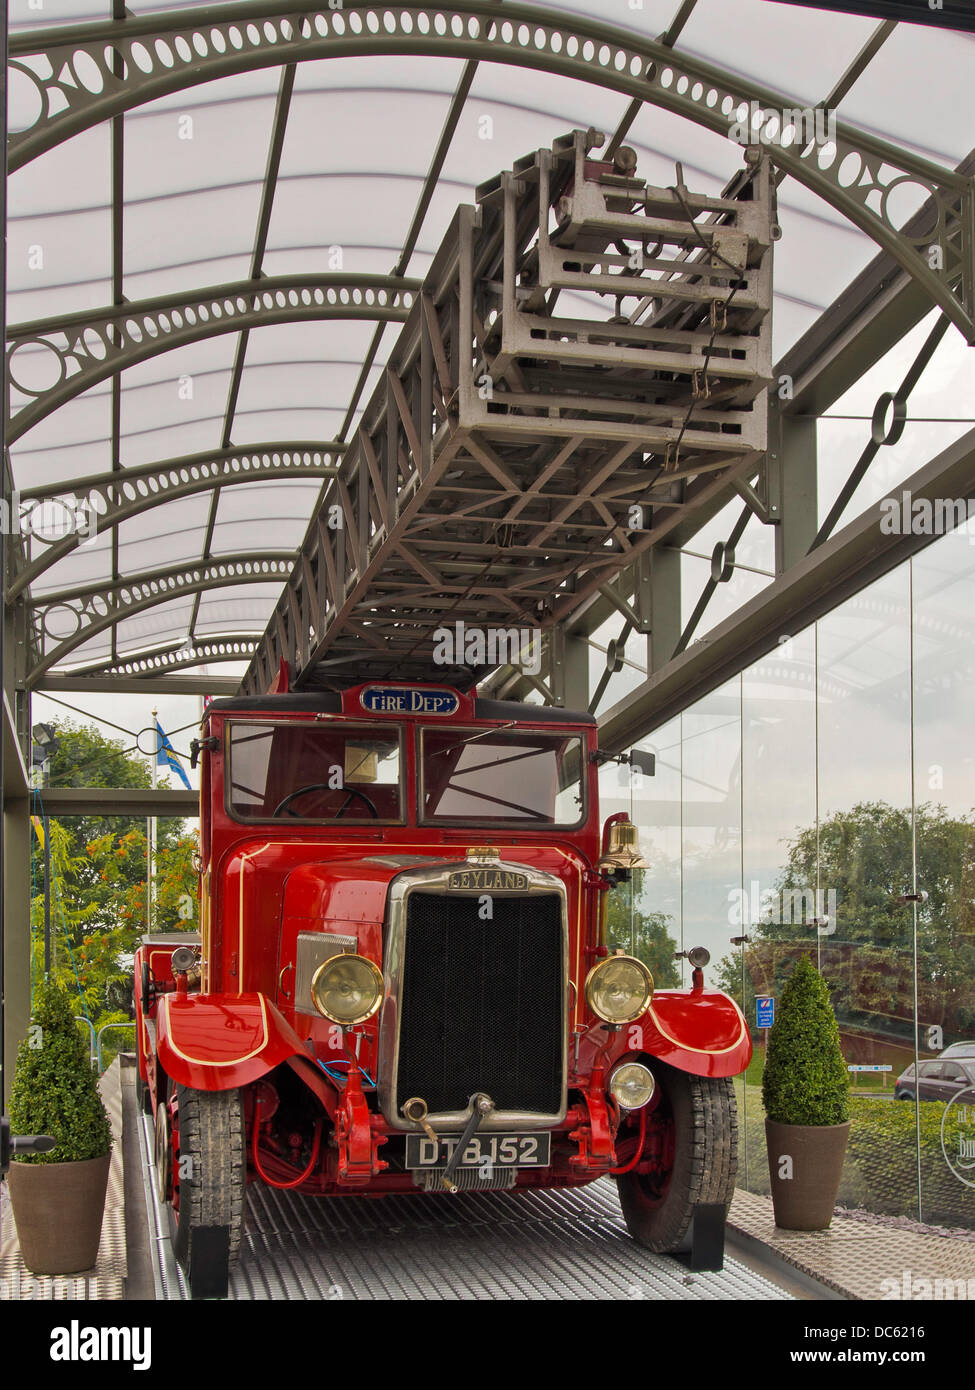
[7,0,975,688]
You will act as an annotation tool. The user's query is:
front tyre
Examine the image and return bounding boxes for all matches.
[170,1085,246,1299]
[616,1061,737,1259]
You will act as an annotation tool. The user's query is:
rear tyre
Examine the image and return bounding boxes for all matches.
[170,1085,246,1299]
[616,1061,737,1256]
[136,1071,153,1116]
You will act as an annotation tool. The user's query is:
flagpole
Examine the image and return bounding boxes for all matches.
[150,707,158,934]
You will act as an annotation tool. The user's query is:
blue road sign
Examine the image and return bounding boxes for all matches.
[756,996,775,1029]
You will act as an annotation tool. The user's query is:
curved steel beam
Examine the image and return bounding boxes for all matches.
[28,550,295,683]
[6,274,418,442]
[60,633,260,680]
[8,1,974,339]
[9,441,344,599]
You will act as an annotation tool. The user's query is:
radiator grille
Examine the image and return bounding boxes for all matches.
[396,891,564,1116]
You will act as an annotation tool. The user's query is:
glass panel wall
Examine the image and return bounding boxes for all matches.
[737,627,818,1197]
[911,527,975,1226]
[816,568,915,1216]
[680,678,742,990]
[625,533,975,1229]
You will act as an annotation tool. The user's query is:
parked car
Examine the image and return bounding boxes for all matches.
[895,1058,975,1102]
[940,1041,975,1059]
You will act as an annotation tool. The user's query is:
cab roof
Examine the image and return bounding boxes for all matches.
[206,691,595,726]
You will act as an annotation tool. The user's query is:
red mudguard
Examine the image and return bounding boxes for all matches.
[639,989,752,1078]
[156,991,308,1093]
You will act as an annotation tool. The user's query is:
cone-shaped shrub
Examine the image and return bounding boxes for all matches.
[762,954,850,1126]
[8,982,112,1164]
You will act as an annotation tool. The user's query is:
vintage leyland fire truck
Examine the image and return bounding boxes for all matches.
[136,679,751,1296]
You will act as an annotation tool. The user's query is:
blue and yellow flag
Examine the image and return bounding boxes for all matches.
[156,721,191,789]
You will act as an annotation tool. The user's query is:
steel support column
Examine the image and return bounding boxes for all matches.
[769,402,818,574]
[649,544,683,675]
[549,627,590,711]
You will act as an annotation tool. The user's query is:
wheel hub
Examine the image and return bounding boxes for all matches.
[153,1100,172,1205]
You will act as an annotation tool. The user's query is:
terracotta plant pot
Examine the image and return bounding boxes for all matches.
[765,1118,850,1231]
[7,1154,111,1274]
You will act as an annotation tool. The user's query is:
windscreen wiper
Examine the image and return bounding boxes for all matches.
[429,721,517,755]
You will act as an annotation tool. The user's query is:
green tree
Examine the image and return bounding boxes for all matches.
[716,801,975,1043]
[29,719,198,1030]
[762,954,850,1126]
[32,719,192,943]
[9,980,112,1163]
[605,879,680,987]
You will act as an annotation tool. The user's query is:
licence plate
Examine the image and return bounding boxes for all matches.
[406,1132,551,1169]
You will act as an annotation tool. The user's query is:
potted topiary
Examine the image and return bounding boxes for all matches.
[763,954,850,1230]
[6,980,113,1273]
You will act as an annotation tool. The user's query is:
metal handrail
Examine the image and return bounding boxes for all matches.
[74,1015,96,1067]
[95,1021,135,1074]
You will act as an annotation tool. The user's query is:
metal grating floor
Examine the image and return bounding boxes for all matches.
[140,1116,792,1301]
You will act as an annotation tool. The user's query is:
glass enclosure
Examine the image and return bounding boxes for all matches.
[620,531,975,1228]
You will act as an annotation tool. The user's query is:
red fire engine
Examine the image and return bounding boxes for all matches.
[136,679,750,1297]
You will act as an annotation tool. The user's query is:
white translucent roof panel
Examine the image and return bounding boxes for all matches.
[117,337,240,466]
[192,587,289,631]
[113,493,217,571]
[230,320,384,437]
[123,76,278,300]
[10,386,112,492]
[7,0,971,683]
[31,526,113,594]
[680,0,877,102]
[10,0,111,28]
[209,479,325,557]
[8,125,111,331]
[233,344,385,444]
[107,598,202,651]
[265,174,443,278]
[7,126,112,324]
[839,25,975,165]
[57,631,114,668]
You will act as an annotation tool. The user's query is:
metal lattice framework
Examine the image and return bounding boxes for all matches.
[10,443,343,598]
[53,635,262,681]
[241,129,776,692]
[6,276,416,442]
[9,0,973,338]
[29,553,295,681]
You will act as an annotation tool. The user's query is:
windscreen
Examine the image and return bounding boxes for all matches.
[227,722,402,822]
[421,728,585,825]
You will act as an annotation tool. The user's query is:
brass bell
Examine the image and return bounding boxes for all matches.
[598,817,648,874]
